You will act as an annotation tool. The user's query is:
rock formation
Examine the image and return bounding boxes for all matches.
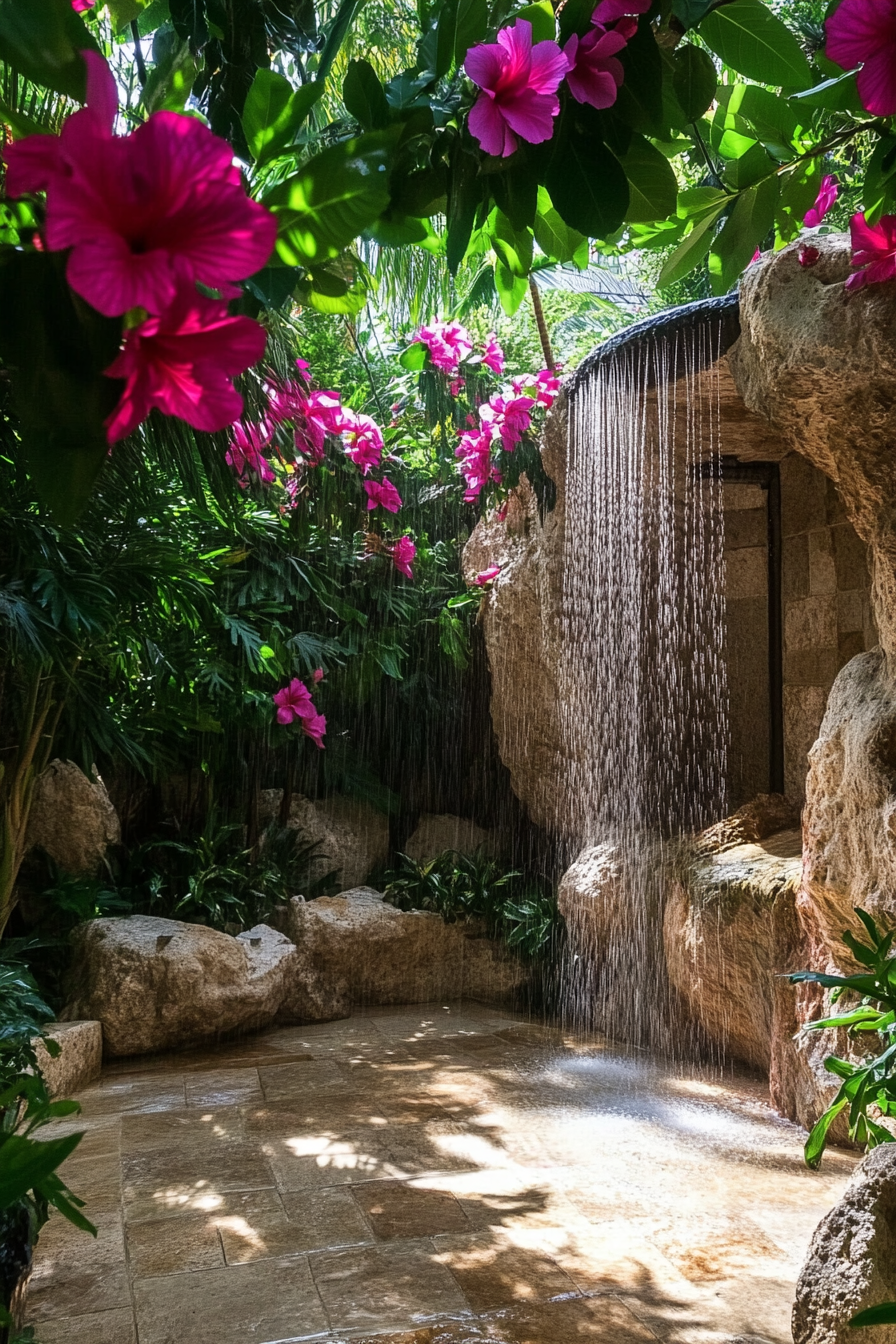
[793,1144,896,1344]
[26,759,120,876]
[258,791,389,890]
[403,813,500,863]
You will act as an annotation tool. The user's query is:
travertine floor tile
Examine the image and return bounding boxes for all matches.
[27,1212,131,1321]
[32,1307,137,1343]
[220,1186,373,1262]
[432,1231,579,1312]
[263,1129,400,1191]
[184,1067,263,1108]
[311,1241,471,1332]
[353,1179,473,1240]
[57,1152,122,1216]
[134,1255,329,1344]
[120,1106,247,1154]
[126,1210,225,1276]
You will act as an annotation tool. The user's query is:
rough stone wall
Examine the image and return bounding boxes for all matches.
[723,480,770,806]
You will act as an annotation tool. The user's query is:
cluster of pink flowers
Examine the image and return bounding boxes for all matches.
[464,4,649,158]
[3,52,276,442]
[414,320,474,373]
[455,366,559,502]
[273,672,326,748]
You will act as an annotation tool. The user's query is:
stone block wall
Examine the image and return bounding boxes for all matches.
[780,454,876,801]
[723,480,770,807]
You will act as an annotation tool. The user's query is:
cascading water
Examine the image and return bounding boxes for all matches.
[559,307,730,1055]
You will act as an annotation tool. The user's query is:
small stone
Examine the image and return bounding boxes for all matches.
[26,759,120,876]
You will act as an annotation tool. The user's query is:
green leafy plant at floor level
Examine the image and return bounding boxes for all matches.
[381,849,564,962]
[787,907,896,1169]
[0,950,95,1332]
[851,1302,896,1328]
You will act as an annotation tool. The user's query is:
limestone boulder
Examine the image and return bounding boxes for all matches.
[33,1021,102,1099]
[26,759,120,876]
[283,887,527,1006]
[556,844,624,967]
[695,793,800,854]
[63,916,299,1056]
[258,791,389,891]
[793,1144,896,1344]
[404,814,501,863]
[663,835,801,1071]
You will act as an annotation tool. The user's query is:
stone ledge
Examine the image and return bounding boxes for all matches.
[33,1020,102,1098]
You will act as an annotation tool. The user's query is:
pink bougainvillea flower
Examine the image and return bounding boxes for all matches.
[474,565,502,585]
[481,334,505,375]
[449,377,466,396]
[226,420,275,484]
[364,478,402,513]
[826,0,896,115]
[845,211,896,289]
[340,410,384,474]
[5,51,277,317]
[534,367,561,406]
[391,535,417,580]
[798,243,821,267]
[103,283,267,442]
[564,24,629,109]
[465,20,569,158]
[804,174,838,227]
[414,319,474,373]
[72,0,96,10]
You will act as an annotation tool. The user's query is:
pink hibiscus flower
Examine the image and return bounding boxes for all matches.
[564,24,629,109]
[5,51,277,317]
[482,334,505,375]
[845,211,896,289]
[364,478,402,513]
[341,410,384,474]
[273,678,326,747]
[826,0,896,116]
[456,429,498,502]
[226,420,275,484]
[72,0,96,10]
[465,20,569,158]
[103,282,267,442]
[474,565,501,585]
[591,0,651,36]
[414,319,474,373]
[391,535,416,579]
[480,393,535,451]
[804,174,838,227]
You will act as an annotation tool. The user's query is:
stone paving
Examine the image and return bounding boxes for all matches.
[26,1001,855,1344]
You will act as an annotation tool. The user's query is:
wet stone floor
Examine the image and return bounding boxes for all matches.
[28,1001,855,1344]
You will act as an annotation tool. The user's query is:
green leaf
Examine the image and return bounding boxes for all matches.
[671,0,715,29]
[0,96,53,139]
[658,201,727,288]
[677,184,730,219]
[723,141,774,190]
[672,44,717,122]
[615,17,666,135]
[242,71,323,164]
[316,0,368,85]
[490,209,533,277]
[698,0,812,90]
[0,1131,83,1208]
[790,69,864,112]
[400,342,428,370]
[0,0,101,101]
[435,0,487,77]
[620,132,678,223]
[708,175,778,293]
[723,82,800,150]
[850,1302,896,1328]
[804,1097,848,1169]
[446,138,483,274]
[266,131,395,267]
[107,0,148,33]
[142,28,198,115]
[546,114,630,238]
[343,58,391,130]
[533,186,586,262]
[494,260,529,316]
[514,1,556,41]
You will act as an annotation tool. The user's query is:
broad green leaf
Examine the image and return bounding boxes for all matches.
[615,18,666,136]
[0,0,101,101]
[245,264,300,309]
[307,266,370,314]
[559,0,596,41]
[242,71,323,164]
[672,44,717,122]
[708,175,778,293]
[790,69,864,112]
[658,201,727,287]
[677,185,730,219]
[514,1,556,41]
[446,139,483,274]
[698,0,812,90]
[775,158,822,243]
[492,167,538,232]
[864,133,896,224]
[621,132,678,223]
[266,131,394,267]
[490,209,533,277]
[723,142,775,190]
[804,1096,848,1169]
[367,213,431,245]
[391,166,447,217]
[850,1302,896,1328]
[142,28,197,115]
[671,0,715,29]
[546,115,630,238]
[494,259,529,316]
[343,58,391,130]
[723,82,800,150]
[316,0,368,85]
[0,1131,83,1208]
[533,186,586,262]
[400,342,428,371]
[107,0,148,33]
[435,0,487,77]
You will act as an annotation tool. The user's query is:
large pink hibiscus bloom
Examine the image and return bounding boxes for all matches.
[5,51,277,317]
[465,20,569,158]
[845,212,896,290]
[104,284,267,442]
[826,0,896,116]
[564,25,629,108]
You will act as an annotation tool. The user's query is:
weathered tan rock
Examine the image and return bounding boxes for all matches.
[793,1144,896,1344]
[556,844,624,966]
[62,916,298,1056]
[283,887,527,1006]
[663,835,801,1071]
[258,791,389,891]
[695,793,801,855]
[33,1020,102,1098]
[404,814,500,863]
[26,759,120,876]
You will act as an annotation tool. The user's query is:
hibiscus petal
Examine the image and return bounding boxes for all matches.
[857,45,896,115]
[83,49,118,129]
[464,41,506,91]
[2,134,64,197]
[826,0,896,70]
[529,38,573,93]
[501,90,560,144]
[469,92,516,156]
[66,236,178,316]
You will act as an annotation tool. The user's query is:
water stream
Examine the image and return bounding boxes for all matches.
[559,313,730,1054]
